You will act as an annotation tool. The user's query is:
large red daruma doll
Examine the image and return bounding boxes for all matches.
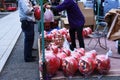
[95,55,111,74]
[34,7,41,20]
[56,52,67,69]
[78,56,95,76]
[39,52,60,76]
[85,27,92,34]
[71,51,82,63]
[62,56,78,76]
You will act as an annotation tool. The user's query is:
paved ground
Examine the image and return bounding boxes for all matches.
[0,29,40,80]
[0,32,40,80]
[0,12,40,80]
[0,14,7,18]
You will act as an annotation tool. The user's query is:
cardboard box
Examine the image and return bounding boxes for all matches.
[106,9,120,40]
[60,18,69,29]
[108,9,119,14]
[81,8,95,27]
[107,14,120,40]
[78,2,95,30]
[77,1,84,10]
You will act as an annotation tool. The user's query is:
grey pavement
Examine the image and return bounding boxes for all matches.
[0,11,22,72]
[0,11,40,80]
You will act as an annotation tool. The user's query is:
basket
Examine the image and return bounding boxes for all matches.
[53,33,64,48]
[39,36,52,49]
[39,37,64,49]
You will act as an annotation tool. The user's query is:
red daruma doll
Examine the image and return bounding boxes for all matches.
[39,52,60,76]
[34,7,41,20]
[62,56,78,76]
[95,54,111,74]
[78,56,95,77]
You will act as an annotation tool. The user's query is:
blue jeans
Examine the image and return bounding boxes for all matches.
[21,20,34,60]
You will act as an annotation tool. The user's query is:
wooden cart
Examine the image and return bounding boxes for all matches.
[38,38,120,80]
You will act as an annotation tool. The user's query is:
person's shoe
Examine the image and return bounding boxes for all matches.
[70,44,74,51]
[32,56,37,59]
[32,48,37,51]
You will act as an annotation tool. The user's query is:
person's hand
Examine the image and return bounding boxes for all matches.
[33,5,40,9]
[44,4,51,9]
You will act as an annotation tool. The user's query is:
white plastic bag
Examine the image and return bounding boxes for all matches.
[106,48,113,57]
[115,40,118,48]
[63,37,70,50]
[44,9,54,22]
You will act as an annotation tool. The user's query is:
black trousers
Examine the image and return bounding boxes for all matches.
[69,26,85,48]
[21,20,35,60]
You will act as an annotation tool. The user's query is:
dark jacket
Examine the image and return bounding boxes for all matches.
[51,0,85,28]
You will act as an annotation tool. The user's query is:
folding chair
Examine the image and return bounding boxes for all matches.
[87,21,108,50]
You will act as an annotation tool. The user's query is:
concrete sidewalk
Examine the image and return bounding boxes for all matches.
[0,11,22,72]
[0,10,39,80]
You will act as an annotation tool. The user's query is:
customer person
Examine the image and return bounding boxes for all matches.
[44,0,85,50]
[18,0,37,62]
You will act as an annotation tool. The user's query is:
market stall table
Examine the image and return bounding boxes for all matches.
[38,37,120,80]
